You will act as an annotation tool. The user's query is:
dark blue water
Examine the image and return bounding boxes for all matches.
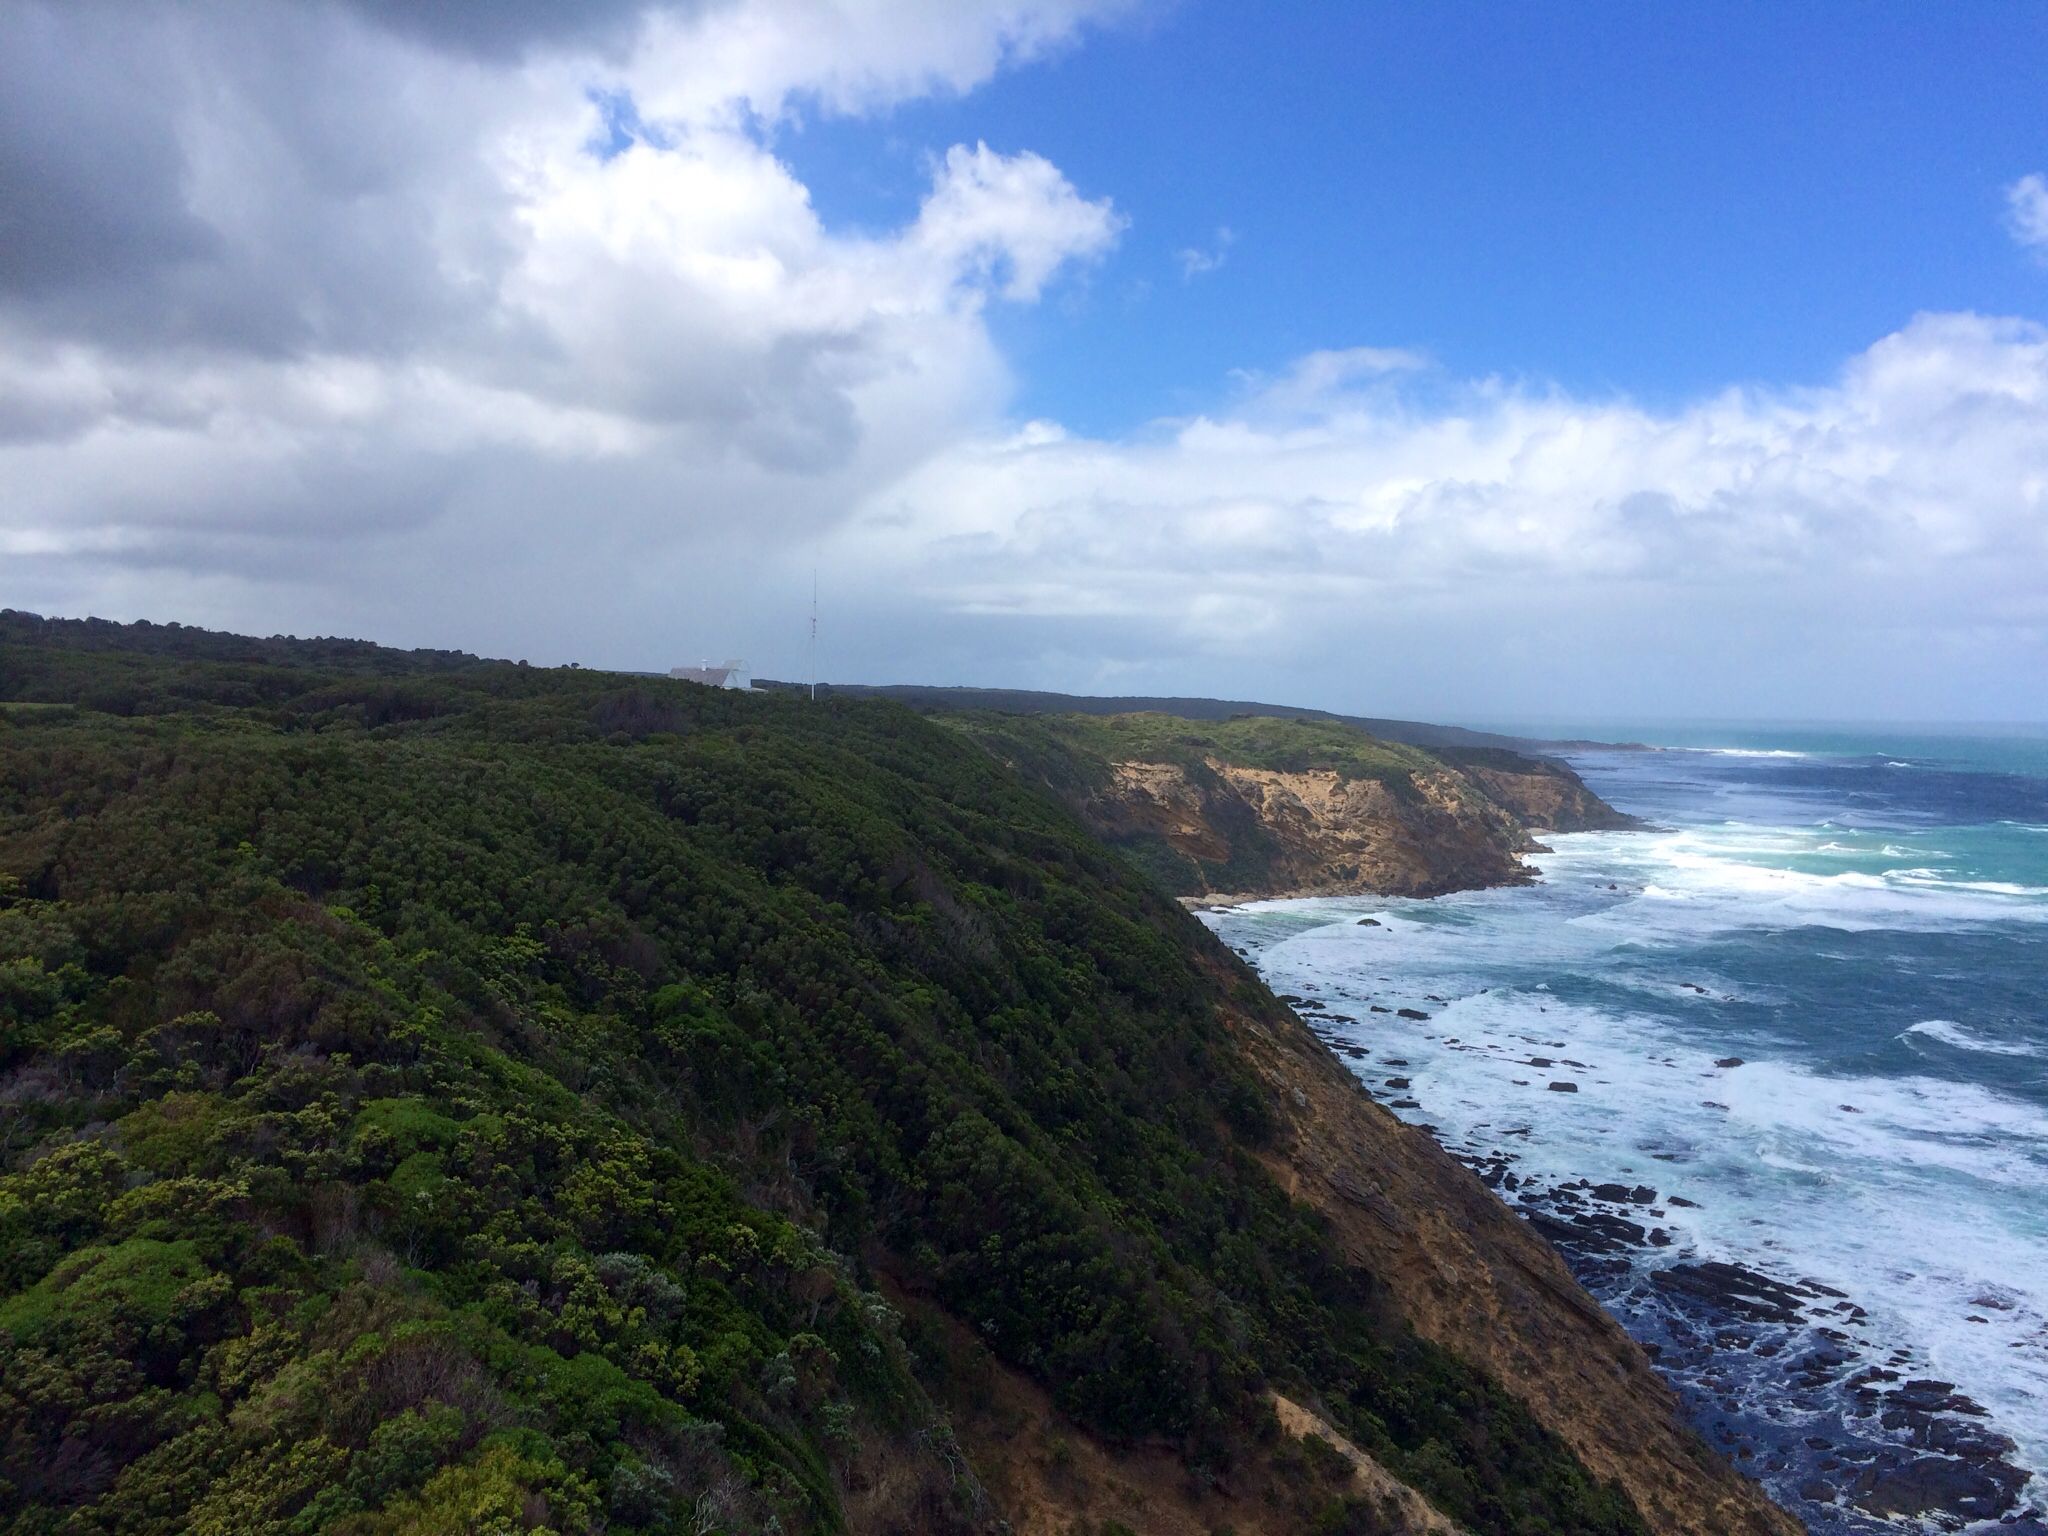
[1204,728,2048,1532]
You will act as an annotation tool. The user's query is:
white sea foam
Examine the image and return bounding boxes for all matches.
[1903,1018,2047,1059]
[1200,845,2048,1490]
[1692,747,1812,758]
[1535,827,2048,937]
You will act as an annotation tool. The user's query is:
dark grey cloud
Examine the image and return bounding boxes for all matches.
[0,6,217,303]
[333,0,672,61]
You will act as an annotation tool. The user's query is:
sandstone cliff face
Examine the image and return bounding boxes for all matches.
[1094,759,1531,898]
[954,711,1638,904]
[1443,752,1642,837]
[1081,750,1634,902]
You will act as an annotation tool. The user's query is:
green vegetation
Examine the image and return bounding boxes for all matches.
[0,612,1643,1534]
[951,709,1443,794]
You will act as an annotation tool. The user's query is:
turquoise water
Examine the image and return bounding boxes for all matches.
[1203,726,2048,1531]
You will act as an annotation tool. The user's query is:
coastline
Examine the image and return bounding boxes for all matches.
[1173,826,1572,912]
[1203,787,2048,1535]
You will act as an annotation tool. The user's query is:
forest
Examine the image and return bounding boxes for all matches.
[0,611,1643,1535]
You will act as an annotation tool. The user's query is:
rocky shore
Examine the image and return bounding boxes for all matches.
[1276,992,2047,1535]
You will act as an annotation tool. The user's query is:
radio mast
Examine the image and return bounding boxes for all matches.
[809,566,818,702]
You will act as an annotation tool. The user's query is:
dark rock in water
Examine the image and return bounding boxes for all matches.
[1397,1007,1430,1020]
[1523,1208,1647,1255]
[1547,1080,1578,1092]
[1887,1378,1958,1410]
[1715,1056,1745,1068]
[1382,1058,1409,1066]
[1849,1453,2031,1521]
[1630,1184,1656,1204]
[1923,1418,2017,1458]
[1668,1195,1699,1207]
[1592,1182,1633,1203]
[1356,917,1382,926]
[1390,1098,1421,1109]
[1278,993,1305,1004]
[1370,1005,1391,1014]
[1384,1077,1411,1090]
[1798,1478,1837,1502]
[1650,1260,1810,1325]
[1527,1055,1555,1067]
[1649,1228,1673,1246]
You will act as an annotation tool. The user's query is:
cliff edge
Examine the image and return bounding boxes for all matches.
[952,711,1638,902]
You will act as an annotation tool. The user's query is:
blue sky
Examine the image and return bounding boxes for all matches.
[782,1,2048,431]
[4,0,2046,721]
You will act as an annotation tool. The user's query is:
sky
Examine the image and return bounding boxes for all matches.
[3,0,2046,724]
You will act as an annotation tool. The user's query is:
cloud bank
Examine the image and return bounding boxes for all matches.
[1,0,2043,720]
[836,313,2048,716]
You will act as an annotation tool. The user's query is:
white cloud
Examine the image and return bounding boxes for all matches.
[909,142,1123,302]
[2007,173,2048,259]
[626,0,1132,125]
[1176,226,1233,279]
[0,0,1127,643]
[1,1,2043,720]
[829,312,2048,715]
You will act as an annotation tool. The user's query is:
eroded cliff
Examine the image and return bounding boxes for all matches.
[953,711,1638,902]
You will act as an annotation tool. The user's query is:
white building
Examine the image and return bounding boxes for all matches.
[670,659,751,690]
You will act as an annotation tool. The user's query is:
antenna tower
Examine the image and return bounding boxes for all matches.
[809,566,818,702]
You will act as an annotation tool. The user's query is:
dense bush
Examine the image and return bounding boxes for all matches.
[0,617,1642,1535]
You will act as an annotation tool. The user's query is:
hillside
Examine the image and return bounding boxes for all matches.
[946,712,1636,901]
[764,682,1640,756]
[0,613,1782,1536]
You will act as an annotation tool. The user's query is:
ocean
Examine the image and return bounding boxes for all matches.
[1199,725,2048,1534]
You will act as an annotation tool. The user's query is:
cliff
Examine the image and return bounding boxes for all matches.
[950,711,1638,902]
[0,613,1775,1536]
